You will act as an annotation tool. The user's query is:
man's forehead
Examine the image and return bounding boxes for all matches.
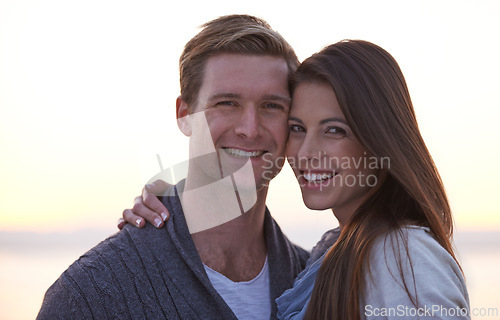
[207,53,287,76]
[199,53,290,97]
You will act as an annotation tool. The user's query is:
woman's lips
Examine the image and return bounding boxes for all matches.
[298,170,338,189]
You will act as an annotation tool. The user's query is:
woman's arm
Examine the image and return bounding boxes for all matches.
[362,227,470,320]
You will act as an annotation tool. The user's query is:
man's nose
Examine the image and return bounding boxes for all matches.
[234,107,261,139]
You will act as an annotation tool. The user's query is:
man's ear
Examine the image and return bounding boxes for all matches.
[176,96,192,136]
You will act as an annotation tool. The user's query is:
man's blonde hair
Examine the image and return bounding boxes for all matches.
[179,14,299,108]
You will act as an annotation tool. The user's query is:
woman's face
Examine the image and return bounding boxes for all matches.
[286,82,383,225]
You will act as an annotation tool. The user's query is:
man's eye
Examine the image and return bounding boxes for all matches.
[216,101,236,106]
[263,103,284,110]
[289,124,305,133]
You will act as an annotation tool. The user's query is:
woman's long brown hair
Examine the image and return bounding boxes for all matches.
[294,40,459,320]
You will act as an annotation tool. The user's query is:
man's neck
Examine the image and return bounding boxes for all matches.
[190,187,269,282]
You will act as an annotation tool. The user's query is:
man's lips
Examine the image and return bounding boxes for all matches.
[221,147,267,158]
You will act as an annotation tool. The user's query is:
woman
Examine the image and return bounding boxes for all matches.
[275,40,469,320]
[121,40,470,319]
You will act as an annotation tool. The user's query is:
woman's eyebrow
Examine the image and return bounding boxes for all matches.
[319,117,347,125]
[288,116,303,123]
[288,117,347,125]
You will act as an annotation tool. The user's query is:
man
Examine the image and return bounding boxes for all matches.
[37,15,309,319]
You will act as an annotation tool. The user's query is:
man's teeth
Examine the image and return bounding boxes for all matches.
[224,148,265,158]
[303,172,334,182]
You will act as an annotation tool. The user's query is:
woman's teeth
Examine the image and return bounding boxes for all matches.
[303,172,334,182]
[224,148,265,158]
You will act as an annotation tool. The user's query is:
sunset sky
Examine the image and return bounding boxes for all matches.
[1,0,499,236]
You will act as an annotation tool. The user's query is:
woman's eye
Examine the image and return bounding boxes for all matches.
[326,127,347,135]
[289,124,305,133]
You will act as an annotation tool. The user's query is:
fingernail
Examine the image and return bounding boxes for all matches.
[145,183,154,190]
[161,212,168,221]
[154,218,162,228]
[136,218,142,227]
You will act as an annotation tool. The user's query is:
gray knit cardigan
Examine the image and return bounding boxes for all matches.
[37,186,309,319]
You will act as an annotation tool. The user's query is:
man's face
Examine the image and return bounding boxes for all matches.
[184,54,290,190]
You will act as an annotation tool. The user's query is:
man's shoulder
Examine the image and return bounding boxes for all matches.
[46,224,181,294]
[54,226,161,285]
[36,228,148,319]
[38,224,198,319]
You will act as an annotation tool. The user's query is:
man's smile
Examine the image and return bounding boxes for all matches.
[222,147,267,158]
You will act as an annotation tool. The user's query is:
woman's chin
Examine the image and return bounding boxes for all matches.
[302,198,331,211]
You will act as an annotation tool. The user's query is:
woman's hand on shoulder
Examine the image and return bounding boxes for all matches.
[118,180,171,230]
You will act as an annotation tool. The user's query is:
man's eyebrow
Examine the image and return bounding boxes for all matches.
[208,93,291,104]
[262,94,291,104]
[208,93,241,101]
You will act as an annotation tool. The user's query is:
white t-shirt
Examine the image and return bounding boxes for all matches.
[204,256,271,320]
